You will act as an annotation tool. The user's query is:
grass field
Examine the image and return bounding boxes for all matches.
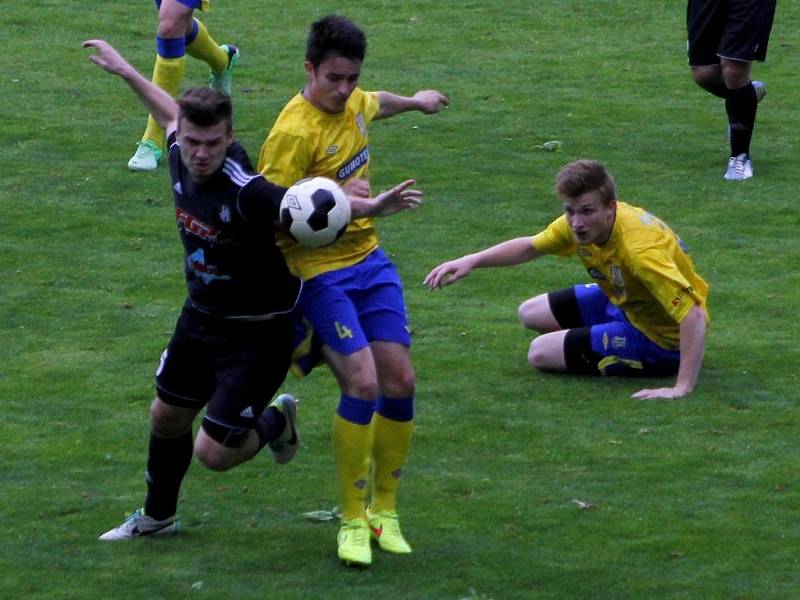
[2,1,800,598]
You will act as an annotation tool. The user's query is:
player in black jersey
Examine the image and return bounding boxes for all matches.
[687,0,777,180]
[82,39,422,540]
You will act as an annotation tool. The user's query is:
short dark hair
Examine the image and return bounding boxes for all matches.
[555,160,617,206]
[176,87,233,133]
[305,14,367,67]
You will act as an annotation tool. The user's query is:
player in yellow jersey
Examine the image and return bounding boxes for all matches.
[257,15,448,567]
[128,0,239,172]
[425,160,709,400]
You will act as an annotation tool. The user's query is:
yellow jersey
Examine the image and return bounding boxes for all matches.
[531,201,709,350]
[257,88,381,280]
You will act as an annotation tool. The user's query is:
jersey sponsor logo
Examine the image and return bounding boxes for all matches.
[356,113,367,137]
[173,181,183,195]
[336,146,369,181]
[187,248,232,284]
[176,208,220,242]
[326,144,339,155]
[587,268,607,280]
[335,321,354,340]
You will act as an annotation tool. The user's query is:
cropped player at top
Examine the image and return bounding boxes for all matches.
[425,160,709,401]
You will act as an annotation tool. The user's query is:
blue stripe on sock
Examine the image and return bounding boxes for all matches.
[185,19,199,45]
[337,394,376,425]
[156,36,186,59]
[376,395,414,422]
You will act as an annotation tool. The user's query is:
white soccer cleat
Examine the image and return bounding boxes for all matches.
[752,80,766,103]
[127,141,163,172]
[98,508,179,541]
[724,153,753,181]
[267,393,299,464]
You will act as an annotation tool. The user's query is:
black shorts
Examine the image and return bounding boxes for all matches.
[687,0,777,66]
[155,303,293,433]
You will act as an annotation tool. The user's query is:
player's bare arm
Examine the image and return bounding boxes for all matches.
[82,39,178,133]
[424,237,541,290]
[349,179,423,219]
[375,90,449,120]
[632,304,707,401]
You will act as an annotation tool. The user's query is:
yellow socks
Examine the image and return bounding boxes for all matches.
[141,54,185,149]
[186,19,228,74]
[370,405,414,513]
[332,396,375,521]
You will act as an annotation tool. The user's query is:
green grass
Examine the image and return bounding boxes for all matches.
[2,1,800,598]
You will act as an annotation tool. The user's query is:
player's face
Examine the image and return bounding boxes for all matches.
[177,118,233,182]
[303,55,362,114]
[563,192,616,245]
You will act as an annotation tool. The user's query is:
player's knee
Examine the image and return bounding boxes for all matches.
[527,337,551,370]
[347,379,379,400]
[194,445,233,472]
[381,370,416,398]
[157,14,191,39]
[149,398,193,438]
[518,294,554,332]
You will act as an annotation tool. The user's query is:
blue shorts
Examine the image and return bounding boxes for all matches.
[294,248,411,368]
[155,0,207,10]
[573,284,680,376]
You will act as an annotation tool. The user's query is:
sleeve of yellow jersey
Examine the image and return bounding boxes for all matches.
[257,129,312,189]
[363,90,380,124]
[628,247,700,324]
[531,215,576,257]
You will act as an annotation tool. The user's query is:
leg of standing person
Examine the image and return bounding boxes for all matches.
[130,0,237,171]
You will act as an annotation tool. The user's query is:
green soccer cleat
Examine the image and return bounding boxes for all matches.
[337,518,372,566]
[209,44,240,97]
[366,508,412,554]
[127,140,163,171]
[267,393,299,464]
[98,508,179,541]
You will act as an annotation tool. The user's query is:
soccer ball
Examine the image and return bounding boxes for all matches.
[279,177,351,248]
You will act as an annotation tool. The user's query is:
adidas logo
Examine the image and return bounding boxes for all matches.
[239,406,254,418]
[173,181,183,195]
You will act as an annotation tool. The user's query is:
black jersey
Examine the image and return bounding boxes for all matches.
[167,132,301,318]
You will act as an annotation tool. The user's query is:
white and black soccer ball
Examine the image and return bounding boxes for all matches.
[279,177,351,248]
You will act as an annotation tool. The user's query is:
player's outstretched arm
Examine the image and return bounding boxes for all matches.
[348,179,423,219]
[632,305,707,401]
[375,90,449,120]
[82,39,178,133]
[424,237,541,290]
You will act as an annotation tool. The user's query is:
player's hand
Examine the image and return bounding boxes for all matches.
[631,386,689,400]
[342,177,370,199]
[413,90,449,114]
[82,39,129,76]
[349,179,422,218]
[424,257,473,290]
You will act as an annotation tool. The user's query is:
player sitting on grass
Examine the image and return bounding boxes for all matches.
[425,160,709,401]
[82,38,422,540]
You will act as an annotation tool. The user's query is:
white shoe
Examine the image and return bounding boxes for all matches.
[98,508,179,541]
[724,153,753,181]
[127,141,163,172]
[267,393,299,464]
[752,80,766,103]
